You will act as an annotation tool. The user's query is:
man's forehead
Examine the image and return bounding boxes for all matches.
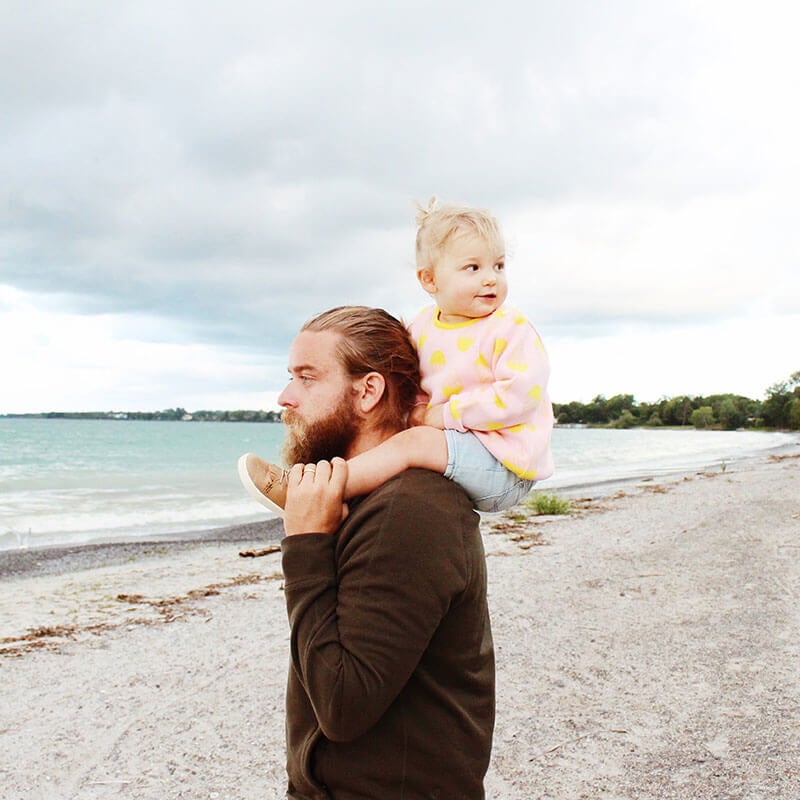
[287,329,342,372]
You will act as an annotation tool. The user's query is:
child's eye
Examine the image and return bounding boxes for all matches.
[465,264,479,272]
[495,262,505,271]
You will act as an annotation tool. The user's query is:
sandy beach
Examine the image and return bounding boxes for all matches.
[2,449,799,799]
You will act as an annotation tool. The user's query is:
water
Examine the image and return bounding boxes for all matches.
[0,418,796,551]
[0,419,284,551]
[545,426,796,489]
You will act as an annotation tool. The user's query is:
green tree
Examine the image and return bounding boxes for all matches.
[584,395,610,425]
[554,401,585,425]
[790,398,800,430]
[762,371,800,429]
[661,396,694,426]
[717,397,746,430]
[690,406,715,429]
[606,394,636,420]
[610,409,637,428]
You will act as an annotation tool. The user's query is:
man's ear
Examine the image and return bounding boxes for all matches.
[354,371,386,414]
[417,268,437,295]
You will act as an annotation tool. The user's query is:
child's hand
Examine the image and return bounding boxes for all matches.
[423,404,446,429]
[409,404,428,427]
[284,458,349,536]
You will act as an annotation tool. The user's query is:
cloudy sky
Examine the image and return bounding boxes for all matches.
[2,1,798,414]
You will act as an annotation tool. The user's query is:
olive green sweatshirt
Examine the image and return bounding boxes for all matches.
[281,468,495,799]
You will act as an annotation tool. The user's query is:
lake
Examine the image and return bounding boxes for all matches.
[0,418,795,550]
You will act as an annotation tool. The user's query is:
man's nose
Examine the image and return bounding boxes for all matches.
[278,384,295,407]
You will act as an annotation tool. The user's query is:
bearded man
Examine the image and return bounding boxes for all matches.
[271,306,495,800]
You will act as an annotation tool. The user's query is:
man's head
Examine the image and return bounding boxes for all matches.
[278,306,421,464]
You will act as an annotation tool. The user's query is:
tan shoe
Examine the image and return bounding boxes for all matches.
[237,453,288,517]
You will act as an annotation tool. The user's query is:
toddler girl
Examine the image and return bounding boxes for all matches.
[239,198,554,514]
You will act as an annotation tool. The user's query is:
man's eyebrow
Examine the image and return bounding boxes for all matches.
[288,364,320,375]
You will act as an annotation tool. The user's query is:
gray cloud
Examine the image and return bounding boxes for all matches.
[1,0,797,384]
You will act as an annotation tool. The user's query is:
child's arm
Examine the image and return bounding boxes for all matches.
[409,394,431,427]
[419,403,445,429]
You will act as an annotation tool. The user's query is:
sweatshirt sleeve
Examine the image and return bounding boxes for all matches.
[443,314,551,434]
[281,473,469,742]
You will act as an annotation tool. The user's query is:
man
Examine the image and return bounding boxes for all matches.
[276,306,495,799]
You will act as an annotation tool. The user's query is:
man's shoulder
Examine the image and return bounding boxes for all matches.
[342,469,481,567]
[388,466,464,493]
[368,468,474,517]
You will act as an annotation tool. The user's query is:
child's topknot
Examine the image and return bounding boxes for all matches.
[414,196,440,227]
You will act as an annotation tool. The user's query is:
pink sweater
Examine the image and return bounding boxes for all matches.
[409,304,554,481]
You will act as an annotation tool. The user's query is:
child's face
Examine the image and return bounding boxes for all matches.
[418,231,507,325]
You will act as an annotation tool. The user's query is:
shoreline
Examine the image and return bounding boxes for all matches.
[1,449,799,797]
[3,429,796,561]
[0,518,284,580]
[3,434,797,576]
[546,430,800,492]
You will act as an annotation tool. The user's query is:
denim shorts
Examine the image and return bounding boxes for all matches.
[444,429,536,513]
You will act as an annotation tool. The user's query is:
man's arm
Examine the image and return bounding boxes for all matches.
[281,469,469,742]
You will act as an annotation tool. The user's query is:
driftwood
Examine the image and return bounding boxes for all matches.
[239,545,281,558]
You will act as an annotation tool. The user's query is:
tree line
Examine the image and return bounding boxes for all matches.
[5,371,798,431]
[3,408,282,423]
[554,371,800,431]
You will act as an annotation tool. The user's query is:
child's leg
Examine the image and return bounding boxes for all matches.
[343,425,448,499]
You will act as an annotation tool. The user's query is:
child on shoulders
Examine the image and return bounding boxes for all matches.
[239,198,554,514]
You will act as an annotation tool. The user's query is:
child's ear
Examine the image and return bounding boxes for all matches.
[417,268,437,294]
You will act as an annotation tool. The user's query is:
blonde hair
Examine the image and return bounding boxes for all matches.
[414,197,503,271]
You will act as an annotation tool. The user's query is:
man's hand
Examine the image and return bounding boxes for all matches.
[283,457,349,536]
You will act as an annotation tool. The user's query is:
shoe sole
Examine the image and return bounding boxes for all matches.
[237,453,285,518]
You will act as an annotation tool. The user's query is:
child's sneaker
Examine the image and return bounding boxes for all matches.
[238,453,288,517]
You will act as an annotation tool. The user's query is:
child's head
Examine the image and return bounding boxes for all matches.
[415,198,503,271]
[414,197,508,324]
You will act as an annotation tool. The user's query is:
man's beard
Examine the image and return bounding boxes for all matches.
[281,394,360,465]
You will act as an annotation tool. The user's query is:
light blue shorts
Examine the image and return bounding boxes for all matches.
[444,429,535,513]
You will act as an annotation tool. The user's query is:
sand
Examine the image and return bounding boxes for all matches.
[1,448,798,799]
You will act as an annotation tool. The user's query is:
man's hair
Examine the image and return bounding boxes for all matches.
[415,197,504,271]
[301,306,422,431]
